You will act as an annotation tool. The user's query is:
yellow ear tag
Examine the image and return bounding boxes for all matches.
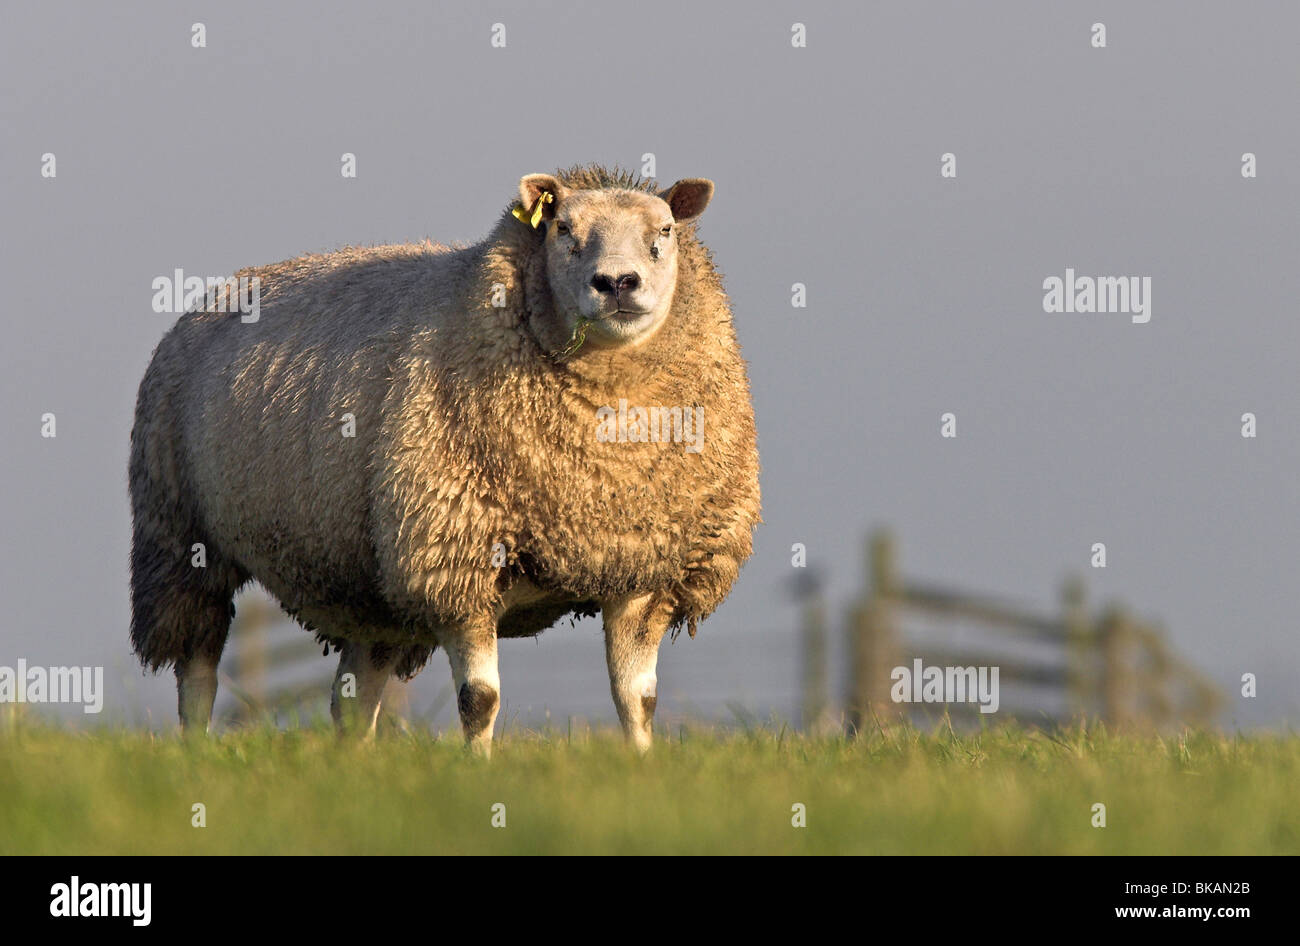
[511,190,553,228]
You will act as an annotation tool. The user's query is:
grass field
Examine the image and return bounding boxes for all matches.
[2,717,1297,855]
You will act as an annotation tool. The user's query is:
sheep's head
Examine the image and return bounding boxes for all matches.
[516,172,713,350]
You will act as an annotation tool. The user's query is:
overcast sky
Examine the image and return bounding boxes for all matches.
[2,1,1296,731]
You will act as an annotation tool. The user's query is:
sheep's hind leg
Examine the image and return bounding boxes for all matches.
[602,594,672,753]
[439,619,500,757]
[330,640,399,737]
[131,520,241,737]
[164,587,241,737]
[176,653,220,737]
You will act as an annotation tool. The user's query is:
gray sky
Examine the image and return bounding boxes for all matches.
[2,1,1296,731]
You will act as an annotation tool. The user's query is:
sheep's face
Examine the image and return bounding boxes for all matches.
[518,174,713,348]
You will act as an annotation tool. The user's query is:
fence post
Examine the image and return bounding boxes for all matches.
[799,582,829,734]
[233,595,270,715]
[381,678,412,727]
[1188,676,1223,727]
[1099,605,1136,729]
[1061,575,1089,718]
[847,530,901,735]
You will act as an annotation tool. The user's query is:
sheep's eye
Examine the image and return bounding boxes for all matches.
[554,222,570,235]
[660,225,672,237]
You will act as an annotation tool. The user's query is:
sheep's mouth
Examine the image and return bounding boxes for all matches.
[611,307,652,321]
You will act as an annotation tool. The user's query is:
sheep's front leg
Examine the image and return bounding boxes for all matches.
[331,640,399,737]
[602,594,672,753]
[439,619,501,756]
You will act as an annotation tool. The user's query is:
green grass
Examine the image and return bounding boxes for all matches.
[2,716,1296,854]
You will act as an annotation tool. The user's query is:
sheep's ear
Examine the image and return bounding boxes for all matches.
[516,173,565,224]
[660,178,714,223]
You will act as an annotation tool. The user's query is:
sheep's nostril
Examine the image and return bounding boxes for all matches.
[591,274,616,294]
[616,273,640,295]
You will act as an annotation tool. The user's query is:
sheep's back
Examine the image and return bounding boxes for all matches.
[155,244,462,623]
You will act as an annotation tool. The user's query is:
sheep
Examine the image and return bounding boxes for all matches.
[129,165,761,753]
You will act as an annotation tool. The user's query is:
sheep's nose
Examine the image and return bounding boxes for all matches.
[591,272,640,296]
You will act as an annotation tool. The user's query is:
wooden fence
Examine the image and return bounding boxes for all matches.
[801,530,1221,733]
[218,590,412,726]
[222,533,1220,733]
